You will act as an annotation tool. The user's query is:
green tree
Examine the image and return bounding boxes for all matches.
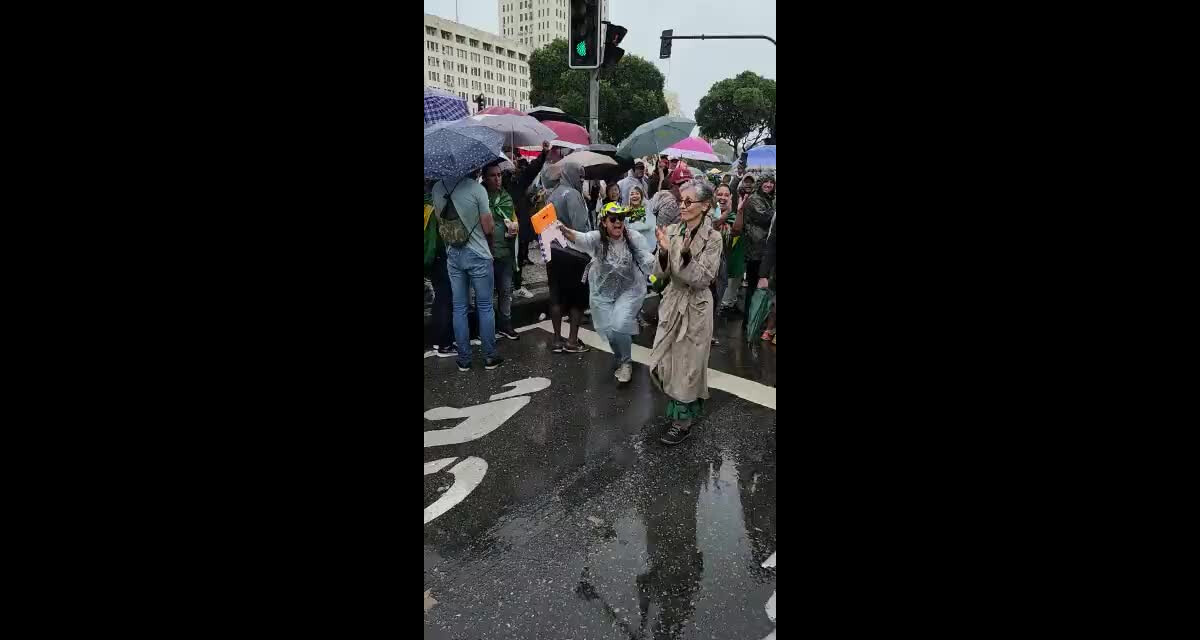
[528,38,668,144]
[695,71,776,158]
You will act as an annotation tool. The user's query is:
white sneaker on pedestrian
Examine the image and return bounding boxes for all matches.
[616,363,632,383]
[513,287,533,299]
[470,338,482,346]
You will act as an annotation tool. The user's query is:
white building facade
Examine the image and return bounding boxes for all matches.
[499,0,607,49]
[424,14,533,113]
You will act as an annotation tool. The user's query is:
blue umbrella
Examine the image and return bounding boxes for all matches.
[423,122,507,181]
[424,86,469,126]
[747,145,776,169]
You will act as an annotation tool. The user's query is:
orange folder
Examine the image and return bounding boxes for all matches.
[530,203,557,234]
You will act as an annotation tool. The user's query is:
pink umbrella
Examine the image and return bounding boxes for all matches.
[663,136,722,163]
[478,106,526,116]
[543,120,591,146]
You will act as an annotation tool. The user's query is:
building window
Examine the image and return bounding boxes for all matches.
[472,67,480,76]
[497,73,505,83]
[471,53,480,62]
[484,43,492,52]
[497,59,504,69]
[429,71,438,81]
[456,35,465,43]
[519,53,527,61]
[470,38,479,48]
[427,41,438,51]
[460,77,468,87]
[441,30,451,40]
[425,26,437,35]
[442,44,452,54]
[484,56,492,65]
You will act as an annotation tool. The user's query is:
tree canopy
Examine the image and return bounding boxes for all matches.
[528,39,668,144]
[695,71,776,158]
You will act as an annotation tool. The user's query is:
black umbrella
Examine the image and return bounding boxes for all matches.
[526,105,586,128]
[588,143,618,156]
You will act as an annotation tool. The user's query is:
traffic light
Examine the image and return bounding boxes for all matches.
[475,93,485,112]
[568,0,601,69]
[659,29,673,59]
[601,23,627,69]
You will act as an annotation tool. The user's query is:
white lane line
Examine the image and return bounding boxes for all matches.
[515,320,776,410]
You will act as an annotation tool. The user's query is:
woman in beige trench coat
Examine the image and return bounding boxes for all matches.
[649,179,724,445]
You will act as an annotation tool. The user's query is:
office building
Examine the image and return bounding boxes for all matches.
[499,0,607,49]
[424,14,533,113]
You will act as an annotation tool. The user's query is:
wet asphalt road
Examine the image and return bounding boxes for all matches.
[424,307,776,639]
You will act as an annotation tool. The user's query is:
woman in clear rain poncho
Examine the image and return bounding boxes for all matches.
[559,202,656,384]
[648,179,724,445]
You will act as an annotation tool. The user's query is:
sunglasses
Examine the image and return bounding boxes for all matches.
[605,215,624,223]
[680,198,706,208]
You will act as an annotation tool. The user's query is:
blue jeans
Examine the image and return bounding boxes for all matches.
[605,330,632,366]
[447,246,497,365]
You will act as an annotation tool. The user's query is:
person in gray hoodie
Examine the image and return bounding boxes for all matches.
[543,162,593,353]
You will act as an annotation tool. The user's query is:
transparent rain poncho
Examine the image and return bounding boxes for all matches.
[570,230,656,336]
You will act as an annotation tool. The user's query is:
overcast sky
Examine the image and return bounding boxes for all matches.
[424,0,776,131]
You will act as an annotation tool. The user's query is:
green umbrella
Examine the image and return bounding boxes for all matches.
[614,115,695,160]
[745,288,772,342]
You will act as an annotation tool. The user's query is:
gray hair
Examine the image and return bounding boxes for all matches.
[683,179,717,213]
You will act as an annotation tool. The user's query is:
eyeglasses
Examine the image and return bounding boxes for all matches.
[680,198,702,208]
[605,215,624,223]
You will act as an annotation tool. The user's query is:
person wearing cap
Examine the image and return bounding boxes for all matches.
[617,160,649,207]
[560,203,656,384]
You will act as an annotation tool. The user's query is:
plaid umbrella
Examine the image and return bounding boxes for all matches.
[423,121,507,181]
[424,87,469,126]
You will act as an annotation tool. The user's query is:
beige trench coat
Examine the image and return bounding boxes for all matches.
[648,221,724,404]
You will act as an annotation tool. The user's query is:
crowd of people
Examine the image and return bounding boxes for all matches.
[424,140,778,444]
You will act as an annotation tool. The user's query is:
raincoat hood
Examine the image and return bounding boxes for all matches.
[559,162,584,192]
[542,163,562,190]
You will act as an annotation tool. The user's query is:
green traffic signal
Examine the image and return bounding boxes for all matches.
[576,41,586,56]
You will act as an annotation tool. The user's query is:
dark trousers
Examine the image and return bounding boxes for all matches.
[430,254,454,348]
[743,259,762,320]
[518,209,535,265]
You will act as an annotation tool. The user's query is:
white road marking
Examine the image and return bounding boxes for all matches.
[489,377,552,400]
[762,552,776,568]
[515,320,777,410]
[424,350,435,359]
[424,396,531,448]
[423,456,488,524]
[765,590,776,622]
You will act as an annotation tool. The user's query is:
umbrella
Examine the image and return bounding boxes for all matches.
[588,143,618,156]
[747,145,776,169]
[563,150,629,180]
[615,115,696,160]
[424,87,469,126]
[526,105,586,127]
[423,122,507,181]
[478,106,526,116]
[469,113,557,148]
[745,288,772,342]
[543,120,590,146]
[663,136,722,163]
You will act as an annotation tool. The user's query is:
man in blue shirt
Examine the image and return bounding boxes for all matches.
[432,170,505,371]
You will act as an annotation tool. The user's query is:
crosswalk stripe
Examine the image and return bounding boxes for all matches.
[515,320,776,410]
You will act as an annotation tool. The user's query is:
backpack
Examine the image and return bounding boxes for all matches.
[435,179,480,249]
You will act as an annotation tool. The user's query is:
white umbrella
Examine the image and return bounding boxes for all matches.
[469,113,557,148]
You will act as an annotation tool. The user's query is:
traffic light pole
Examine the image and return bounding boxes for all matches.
[588,69,600,143]
[662,34,776,45]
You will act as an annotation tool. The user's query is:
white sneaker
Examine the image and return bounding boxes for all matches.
[470,338,482,346]
[616,363,632,383]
